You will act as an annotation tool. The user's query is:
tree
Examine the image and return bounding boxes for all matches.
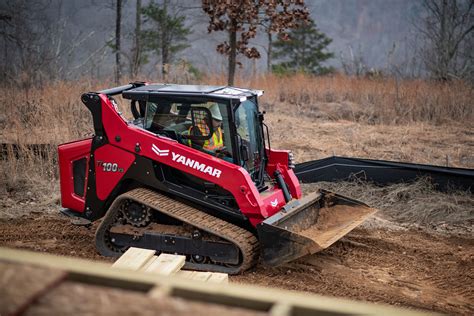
[202,0,309,85]
[141,0,191,80]
[417,0,473,80]
[115,0,122,84]
[272,18,333,75]
[131,0,142,78]
[0,0,95,87]
[266,26,273,73]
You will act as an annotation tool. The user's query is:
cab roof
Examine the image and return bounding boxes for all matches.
[121,84,264,102]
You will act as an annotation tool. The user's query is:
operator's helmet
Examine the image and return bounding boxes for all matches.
[208,103,222,121]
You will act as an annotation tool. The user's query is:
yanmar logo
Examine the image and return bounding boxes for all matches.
[151,144,222,178]
[151,144,169,156]
[270,199,278,207]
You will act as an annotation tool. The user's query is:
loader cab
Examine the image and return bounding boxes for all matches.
[122,84,266,186]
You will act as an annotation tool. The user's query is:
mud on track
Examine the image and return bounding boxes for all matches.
[0,213,472,315]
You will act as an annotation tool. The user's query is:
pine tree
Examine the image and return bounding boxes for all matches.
[141,1,190,79]
[272,19,334,75]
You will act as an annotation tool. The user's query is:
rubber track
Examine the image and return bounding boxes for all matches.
[100,188,259,274]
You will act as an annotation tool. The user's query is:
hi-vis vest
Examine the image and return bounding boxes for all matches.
[188,124,223,151]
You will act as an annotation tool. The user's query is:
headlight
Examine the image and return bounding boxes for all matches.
[288,151,295,169]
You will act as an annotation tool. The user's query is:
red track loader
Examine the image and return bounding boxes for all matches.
[58,83,376,274]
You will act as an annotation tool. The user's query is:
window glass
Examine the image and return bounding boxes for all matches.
[234,99,263,180]
[143,99,233,161]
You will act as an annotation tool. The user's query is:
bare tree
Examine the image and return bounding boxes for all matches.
[339,45,368,77]
[0,0,93,87]
[161,0,170,79]
[417,0,473,80]
[115,0,122,84]
[131,0,142,78]
[266,28,273,73]
[202,0,309,85]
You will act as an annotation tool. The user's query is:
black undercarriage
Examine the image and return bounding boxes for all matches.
[95,188,259,274]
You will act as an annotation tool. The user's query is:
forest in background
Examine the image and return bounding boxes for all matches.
[0,0,472,87]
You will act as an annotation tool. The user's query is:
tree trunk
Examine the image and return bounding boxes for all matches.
[161,0,169,80]
[115,0,122,84]
[228,19,237,86]
[267,30,272,73]
[439,0,448,80]
[131,0,141,78]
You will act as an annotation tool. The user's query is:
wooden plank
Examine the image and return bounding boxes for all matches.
[0,262,67,316]
[148,285,173,299]
[207,272,229,284]
[176,271,228,283]
[111,247,156,271]
[141,256,159,271]
[190,271,212,282]
[142,253,185,275]
[269,303,293,316]
[0,247,163,292]
[175,270,194,278]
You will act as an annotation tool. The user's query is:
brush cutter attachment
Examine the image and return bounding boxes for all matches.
[257,189,377,266]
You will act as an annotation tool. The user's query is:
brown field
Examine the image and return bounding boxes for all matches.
[0,75,473,314]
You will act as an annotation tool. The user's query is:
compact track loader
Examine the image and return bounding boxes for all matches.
[59,83,376,274]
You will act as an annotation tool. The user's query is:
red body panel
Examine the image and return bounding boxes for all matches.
[58,138,92,212]
[94,145,135,200]
[266,148,302,199]
[261,188,286,217]
[59,93,302,227]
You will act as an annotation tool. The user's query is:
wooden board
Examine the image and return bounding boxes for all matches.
[207,272,229,284]
[176,270,228,283]
[142,253,185,275]
[111,247,156,270]
[176,271,211,282]
[0,262,66,316]
[112,248,227,283]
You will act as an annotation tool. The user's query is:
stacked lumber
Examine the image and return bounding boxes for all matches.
[0,247,430,316]
[111,247,228,283]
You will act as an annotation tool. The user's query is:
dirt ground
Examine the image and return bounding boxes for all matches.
[1,178,473,315]
[236,227,473,314]
[0,212,472,315]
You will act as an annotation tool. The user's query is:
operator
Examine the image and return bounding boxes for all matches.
[188,103,225,155]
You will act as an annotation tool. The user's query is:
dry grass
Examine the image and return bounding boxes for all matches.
[0,74,472,202]
[209,73,474,125]
[267,114,473,167]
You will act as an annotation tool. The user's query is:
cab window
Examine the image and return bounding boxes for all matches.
[143,99,234,161]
